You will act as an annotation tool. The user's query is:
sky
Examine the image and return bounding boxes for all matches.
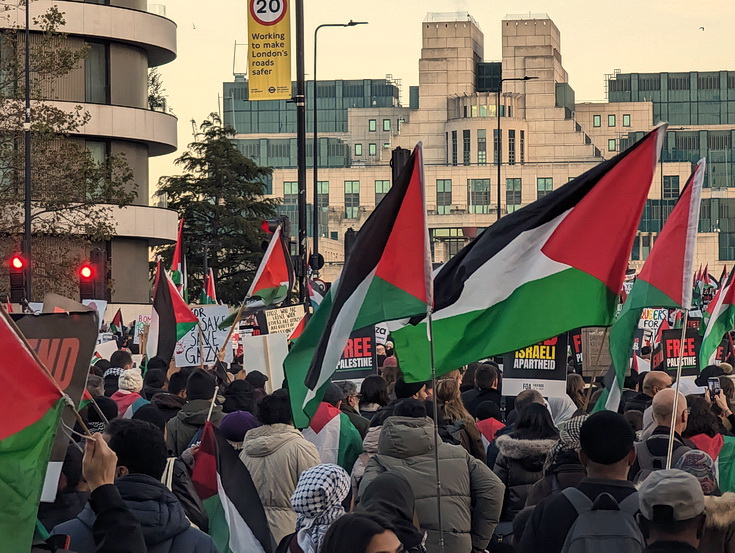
[149,0,735,189]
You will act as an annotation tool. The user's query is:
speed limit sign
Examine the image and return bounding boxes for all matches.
[250,0,288,26]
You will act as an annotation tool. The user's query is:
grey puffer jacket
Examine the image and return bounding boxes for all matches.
[359,416,504,553]
[52,474,217,553]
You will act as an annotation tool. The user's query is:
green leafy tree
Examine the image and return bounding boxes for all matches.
[156,113,278,305]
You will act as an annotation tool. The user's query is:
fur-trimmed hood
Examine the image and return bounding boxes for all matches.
[494,434,557,460]
[706,492,735,529]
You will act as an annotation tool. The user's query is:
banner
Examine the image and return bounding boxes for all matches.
[502,334,568,398]
[661,328,701,377]
[174,305,234,367]
[375,323,389,346]
[133,314,150,345]
[581,327,612,378]
[247,0,291,100]
[568,328,582,370]
[638,308,667,332]
[259,304,305,335]
[334,325,378,381]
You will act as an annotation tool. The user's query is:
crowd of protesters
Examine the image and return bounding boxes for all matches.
[33,339,735,553]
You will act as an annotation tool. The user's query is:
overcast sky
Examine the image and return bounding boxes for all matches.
[149,0,735,189]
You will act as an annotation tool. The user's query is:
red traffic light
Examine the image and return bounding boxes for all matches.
[10,255,24,270]
[79,263,94,280]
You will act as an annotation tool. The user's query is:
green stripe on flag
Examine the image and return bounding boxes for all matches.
[202,495,233,553]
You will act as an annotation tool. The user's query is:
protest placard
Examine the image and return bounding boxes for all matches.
[174,305,233,366]
[581,327,612,378]
[133,314,150,345]
[240,333,288,393]
[661,328,701,377]
[502,334,568,398]
[260,304,305,335]
[335,326,378,381]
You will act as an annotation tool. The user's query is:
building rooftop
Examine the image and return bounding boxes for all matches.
[424,11,479,27]
[504,12,551,20]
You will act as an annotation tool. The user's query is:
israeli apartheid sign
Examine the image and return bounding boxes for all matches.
[174,305,233,367]
[247,0,291,100]
[661,328,701,377]
[334,325,378,381]
[502,334,568,398]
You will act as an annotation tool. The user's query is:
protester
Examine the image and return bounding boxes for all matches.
[240,390,321,544]
[53,419,217,552]
[461,363,502,417]
[358,375,390,422]
[103,351,134,396]
[381,357,399,399]
[476,400,506,449]
[547,395,578,426]
[638,469,706,553]
[151,369,189,422]
[335,380,370,438]
[376,344,387,368]
[278,463,351,553]
[86,396,118,434]
[624,409,644,440]
[38,444,90,531]
[142,369,167,400]
[86,375,104,398]
[625,370,672,413]
[630,388,691,482]
[110,369,149,418]
[435,377,486,460]
[518,411,639,553]
[360,398,504,552]
[350,423,382,501]
[486,389,545,468]
[219,410,261,450]
[320,512,403,553]
[357,473,427,553]
[461,362,480,392]
[369,377,428,427]
[684,395,724,461]
[245,370,269,403]
[303,383,363,472]
[222,379,256,414]
[166,369,224,456]
[566,373,586,411]
[695,364,726,387]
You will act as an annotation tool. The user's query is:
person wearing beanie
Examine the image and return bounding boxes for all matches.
[518,411,638,553]
[166,368,224,456]
[369,377,428,428]
[244,370,269,404]
[219,411,261,450]
[110,369,150,419]
[142,369,167,400]
[222,380,256,414]
[85,396,119,434]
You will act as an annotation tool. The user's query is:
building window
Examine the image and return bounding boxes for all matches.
[383,143,390,149]
[508,129,516,165]
[506,178,522,212]
[493,129,501,164]
[436,179,452,215]
[451,131,458,166]
[383,119,391,132]
[520,130,525,165]
[623,114,631,127]
[317,180,329,210]
[468,179,490,213]
[477,129,487,166]
[344,181,360,219]
[354,143,362,156]
[608,139,616,152]
[608,114,616,127]
[663,176,680,199]
[375,180,390,205]
[283,181,298,204]
[330,231,338,240]
[463,130,471,166]
[85,41,109,103]
[368,119,377,132]
[537,177,553,199]
[593,115,601,127]
[369,143,377,156]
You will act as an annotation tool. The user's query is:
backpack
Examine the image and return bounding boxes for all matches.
[634,435,690,483]
[560,488,644,553]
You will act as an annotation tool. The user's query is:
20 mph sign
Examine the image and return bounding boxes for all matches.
[250,0,287,26]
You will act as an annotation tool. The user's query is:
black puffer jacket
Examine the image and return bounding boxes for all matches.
[525,449,586,507]
[492,434,557,521]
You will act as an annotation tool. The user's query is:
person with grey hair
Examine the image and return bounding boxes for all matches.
[86,374,105,398]
[334,381,369,438]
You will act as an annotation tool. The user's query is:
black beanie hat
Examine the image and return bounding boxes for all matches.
[87,396,118,423]
[580,410,634,464]
[394,377,426,399]
[187,369,216,400]
[476,400,503,422]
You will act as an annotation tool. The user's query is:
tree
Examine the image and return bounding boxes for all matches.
[0,3,137,300]
[156,113,278,305]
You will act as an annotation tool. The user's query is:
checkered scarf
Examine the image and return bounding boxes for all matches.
[543,414,588,472]
[102,367,124,379]
[291,463,350,552]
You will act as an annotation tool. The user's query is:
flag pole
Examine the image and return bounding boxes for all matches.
[666,309,690,469]
[205,386,218,423]
[582,326,610,412]
[210,301,246,370]
[426,308,446,553]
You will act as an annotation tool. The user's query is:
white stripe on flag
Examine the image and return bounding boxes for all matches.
[216,472,266,553]
[605,380,622,412]
[302,415,341,465]
[146,306,159,360]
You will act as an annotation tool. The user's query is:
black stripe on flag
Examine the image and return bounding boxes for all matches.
[304,148,421,390]
[152,263,177,362]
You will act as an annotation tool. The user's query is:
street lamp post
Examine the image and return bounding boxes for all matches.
[310,20,367,273]
[496,75,537,221]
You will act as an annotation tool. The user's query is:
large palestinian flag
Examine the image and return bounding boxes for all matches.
[0,307,65,551]
[146,259,198,362]
[192,421,272,553]
[284,143,432,428]
[700,271,735,367]
[595,159,705,412]
[392,125,666,382]
[171,218,188,302]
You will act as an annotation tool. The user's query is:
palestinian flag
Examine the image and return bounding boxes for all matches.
[283,143,432,428]
[595,159,705,413]
[700,271,735,367]
[247,224,294,307]
[192,421,272,553]
[146,259,198,363]
[171,218,188,302]
[0,307,65,552]
[720,265,729,288]
[288,312,309,342]
[302,402,362,471]
[392,126,667,382]
[711,435,735,493]
[201,268,218,305]
[109,308,123,334]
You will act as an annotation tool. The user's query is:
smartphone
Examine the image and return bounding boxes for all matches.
[708,377,721,397]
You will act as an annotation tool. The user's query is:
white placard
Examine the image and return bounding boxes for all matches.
[133,314,151,345]
[240,333,288,393]
[174,305,234,366]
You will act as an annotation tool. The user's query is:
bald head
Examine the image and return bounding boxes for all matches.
[642,371,672,397]
[652,388,688,432]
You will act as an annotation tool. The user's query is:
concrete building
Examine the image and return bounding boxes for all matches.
[225,12,732,281]
[1,0,178,302]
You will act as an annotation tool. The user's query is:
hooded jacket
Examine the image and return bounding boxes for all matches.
[166,399,224,456]
[492,434,558,520]
[239,423,321,544]
[151,393,187,422]
[701,492,735,553]
[359,416,504,552]
[351,425,381,498]
[51,474,217,553]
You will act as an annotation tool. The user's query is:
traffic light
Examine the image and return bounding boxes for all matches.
[78,261,95,299]
[8,254,26,302]
[261,215,290,236]
[79,248,107,300]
